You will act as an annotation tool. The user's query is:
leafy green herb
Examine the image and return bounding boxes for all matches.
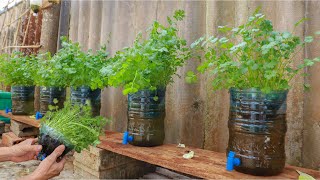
[188,10,320,93]
[105,10,191,95]
[35,37,110,89]
[0,52,37,86]
[34,52,67,87]
[41,101,108,152]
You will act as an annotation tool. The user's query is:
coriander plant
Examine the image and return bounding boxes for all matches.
[104,10,191,95]
[187,9,320,93]
[43,37,110,89]
[0,52,37,86]
[34,52,67,87]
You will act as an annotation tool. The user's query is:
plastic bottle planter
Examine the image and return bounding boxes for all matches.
[127,89,165,147]
[227,88,288,176]
[11,86,35,115]
[40,87,66,114]
[70,86,101,116]
[37,125,73,161]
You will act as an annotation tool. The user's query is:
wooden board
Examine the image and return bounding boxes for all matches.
[0,111,40,128]
[1,112,319,179]
[98,131,320,179]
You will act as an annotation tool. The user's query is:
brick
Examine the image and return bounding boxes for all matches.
[0,121,4,135]
[78,145,111,157]
[74,147,135,171]
[74,159,155,179]
[142,173,169,179]
[1,132,35,147]
[4,124,10,133]
[10,120,39,137]
[2,132,23,146]
[73,147,156,179]
[73,166,97,179]
[88,145,107,156]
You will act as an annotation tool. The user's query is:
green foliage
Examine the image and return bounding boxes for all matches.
[87,46,110,90]
[0,52,37,86]
[35,37,110,89]
[41,101,107,152]
[34,52,66,87]
[105,10,191,95]
[188,10,320,93]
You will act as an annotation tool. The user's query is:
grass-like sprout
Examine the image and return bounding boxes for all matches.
[40,101,107,153]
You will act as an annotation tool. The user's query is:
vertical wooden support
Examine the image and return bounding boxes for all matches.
[39,4,61,54]
[35,3,61,112]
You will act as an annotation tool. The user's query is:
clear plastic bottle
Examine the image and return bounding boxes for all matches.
[11,86,35,115]
[40,86,66,114]
[70,86,101,116]
[228,88,288,176]
[127,89,165,147]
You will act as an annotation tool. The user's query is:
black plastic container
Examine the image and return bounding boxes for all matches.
[11,86,35,115]
[70,86,101,116]
[37,125,73,160]
[228,88,288,176]
[40,87,66,114]
[127,89,165,147]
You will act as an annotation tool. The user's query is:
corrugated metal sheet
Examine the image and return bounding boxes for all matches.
[0,0,318,170]
[68,1,320,169]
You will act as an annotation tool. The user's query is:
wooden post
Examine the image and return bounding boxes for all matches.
[39,3,60,54]
[35,3,61,112]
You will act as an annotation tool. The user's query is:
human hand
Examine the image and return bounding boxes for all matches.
[25,145,66,180]
[9,138,42,163]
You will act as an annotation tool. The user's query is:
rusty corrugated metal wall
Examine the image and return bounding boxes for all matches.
[0,0,317,170]
[68,1,320,170]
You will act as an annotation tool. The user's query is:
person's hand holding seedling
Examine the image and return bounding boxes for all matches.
[0,138,42,162]
[23,145,67,180]
[0,101,107,180]
[0,138,66,179]
[10,138,42,162]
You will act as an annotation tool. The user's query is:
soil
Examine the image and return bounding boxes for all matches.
[70,87,101,117]
[128,89,165,147]
[38,131,74,160]
[11,86,35,115]
[39,100,65,114]
[39,87,66,114]
[11,100,34,115]
[228,88,287,176]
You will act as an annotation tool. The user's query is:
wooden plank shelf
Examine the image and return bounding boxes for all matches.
[98,131,320,179]
[0,110,40,128]
[1,112,319,179]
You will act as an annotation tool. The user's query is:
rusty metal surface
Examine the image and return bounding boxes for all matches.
[66,1,320,170]
[0,0,314,169]
[303,1,320,170]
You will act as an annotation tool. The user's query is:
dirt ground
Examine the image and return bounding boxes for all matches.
[0,155,80,180]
